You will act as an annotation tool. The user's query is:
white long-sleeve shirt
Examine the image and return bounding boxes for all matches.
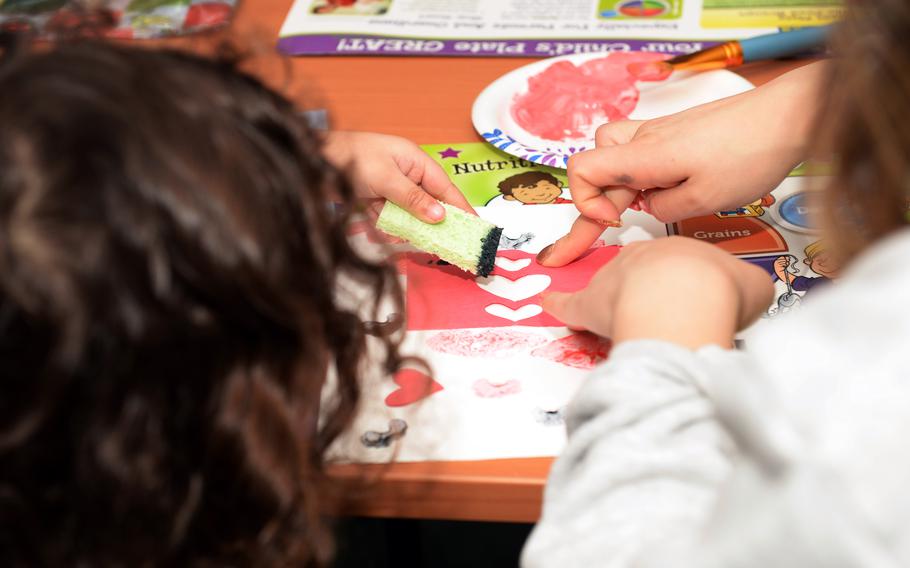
[523,228,910,568]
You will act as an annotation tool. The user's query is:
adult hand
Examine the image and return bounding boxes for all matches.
[542,237,773,349]
[537,62,827,267]
[322,131,476,223]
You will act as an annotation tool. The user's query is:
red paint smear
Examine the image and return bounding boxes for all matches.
[531,333,613,369]
[511,52,670,141]
[405,247,620,330]
[385,369,444,407]
[427,330,548,357]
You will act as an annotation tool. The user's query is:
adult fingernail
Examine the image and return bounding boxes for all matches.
[427,203,445,222]
[598,219,623,228]
[536,244,554,264]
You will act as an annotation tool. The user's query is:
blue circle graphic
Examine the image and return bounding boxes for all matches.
[778,192,816,230]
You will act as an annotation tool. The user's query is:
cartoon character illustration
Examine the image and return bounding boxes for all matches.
[773,240,842,297]
[487,171,572,206]
[311,0,389,15]
[716,194,776,219]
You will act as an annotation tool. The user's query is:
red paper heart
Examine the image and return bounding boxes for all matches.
[405,247,620,330]
[384,369,444,407]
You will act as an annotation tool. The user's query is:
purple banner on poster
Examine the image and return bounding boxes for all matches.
[277,34,713,58]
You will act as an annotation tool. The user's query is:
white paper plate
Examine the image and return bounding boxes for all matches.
[472,52,755,169]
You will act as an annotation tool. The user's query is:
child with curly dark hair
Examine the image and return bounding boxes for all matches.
[0,38,467,566]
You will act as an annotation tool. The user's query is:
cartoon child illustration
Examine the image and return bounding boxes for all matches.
[716,194,776,218]
[773,240,842,296]
[487,171,572,206]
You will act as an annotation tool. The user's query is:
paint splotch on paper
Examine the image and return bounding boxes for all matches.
[427,329,548,358]
[532,333,613,369]
[511,52,669,141]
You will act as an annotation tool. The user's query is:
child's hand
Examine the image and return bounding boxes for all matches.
[323,131,476,223]
[538,62,827,267]
[542,237,773,349]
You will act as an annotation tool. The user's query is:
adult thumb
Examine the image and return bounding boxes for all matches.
[642,181,710,223]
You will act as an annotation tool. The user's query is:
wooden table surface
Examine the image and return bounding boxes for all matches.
[227,0,813,524]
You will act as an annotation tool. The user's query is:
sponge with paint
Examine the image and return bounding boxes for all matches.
[376,202,502,277]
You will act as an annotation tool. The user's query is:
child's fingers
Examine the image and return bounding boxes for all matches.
[541,291,587,330]
[735,261,776,329]
[418,159,477,216]
[386,178,447,223]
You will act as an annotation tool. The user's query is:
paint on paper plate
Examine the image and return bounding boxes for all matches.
[511,52,670,141]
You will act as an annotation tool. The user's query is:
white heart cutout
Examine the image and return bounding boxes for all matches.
[485,303,543,322]
[494,257,532,272]
[476,274,551,302]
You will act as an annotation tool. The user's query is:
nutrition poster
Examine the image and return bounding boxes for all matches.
[278,0,840,57]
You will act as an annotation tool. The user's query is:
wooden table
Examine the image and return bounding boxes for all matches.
[227,0,813,524]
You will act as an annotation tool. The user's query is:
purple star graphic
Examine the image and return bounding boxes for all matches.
[438,147,461,159]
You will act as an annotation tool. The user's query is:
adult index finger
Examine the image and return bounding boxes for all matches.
[538,189,637,267]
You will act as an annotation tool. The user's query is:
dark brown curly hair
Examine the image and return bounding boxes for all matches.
[818,0,910,256]
[0,38,403,566]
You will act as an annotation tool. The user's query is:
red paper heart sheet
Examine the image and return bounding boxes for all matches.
[404,247,620,330]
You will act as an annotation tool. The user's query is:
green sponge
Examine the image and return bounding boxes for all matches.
[376,202,503,277]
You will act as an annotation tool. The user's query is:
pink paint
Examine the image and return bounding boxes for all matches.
[427,329,548,357]
[511,52,670,141]
[472,378,522,398]
[627,60,673,82]
[531,333,613,369]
